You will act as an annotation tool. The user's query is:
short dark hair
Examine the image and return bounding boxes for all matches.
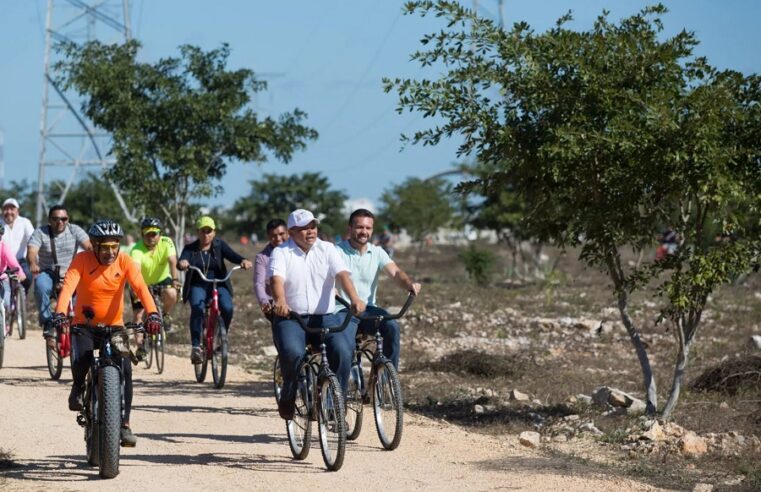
[48,204,68,219]
[349,208,374,226]
[266,218,287,233]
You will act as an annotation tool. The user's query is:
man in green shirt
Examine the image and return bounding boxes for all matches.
[129,217,181,325]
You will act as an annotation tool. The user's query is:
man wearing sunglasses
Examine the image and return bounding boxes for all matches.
[129,217,181,329]
[27,205,91,342]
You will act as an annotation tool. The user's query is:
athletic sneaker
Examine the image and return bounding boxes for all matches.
[68,386,83,411]
[120,425,137,447]
[190,346,203,364]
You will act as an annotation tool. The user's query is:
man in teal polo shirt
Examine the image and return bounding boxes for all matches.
[335,208,420,369]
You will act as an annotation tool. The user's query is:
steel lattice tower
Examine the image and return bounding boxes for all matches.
[36,0,134,225]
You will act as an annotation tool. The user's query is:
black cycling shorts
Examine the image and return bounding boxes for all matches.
[130,276,174,309]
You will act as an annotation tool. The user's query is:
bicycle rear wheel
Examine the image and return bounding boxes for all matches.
[372,360,404,450]
[98,364,121,478]
[46,329,63,380]
[286,363,312,460]
[155,323,166,374]
[345,361,364,441]
[211,316,228,389]
[318,374,346,471]
[16,288,26,340]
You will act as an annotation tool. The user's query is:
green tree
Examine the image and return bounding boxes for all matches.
[48,173,130,227]
[226,172,348,239]
[56,40,318,249]
[379,177,454,270]
[385,2,761,416]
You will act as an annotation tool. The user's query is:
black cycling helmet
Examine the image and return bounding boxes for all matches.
[140,216,162,230]
[88,219,124,240]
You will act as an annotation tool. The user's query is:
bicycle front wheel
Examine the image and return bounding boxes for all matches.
[16,288,27,340]
[46,329,63,380]
[273,356,282,403]
[211,316,228,389]
[0,313,5,369]
[345,362,364,441]
[373,360,404,450]
[194,318,209,383]
[318,374,346,471]
[143,333,154,369]
[286,363,312,460]
[98,364,122,479]
[155,323,166,374]
[85,373,99,466]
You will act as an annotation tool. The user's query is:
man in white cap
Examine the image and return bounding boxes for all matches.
[268,208,365,420]
[1,198,34,296]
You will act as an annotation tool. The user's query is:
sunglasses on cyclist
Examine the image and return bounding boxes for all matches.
[97,241,120,252]
[50,216,69,223]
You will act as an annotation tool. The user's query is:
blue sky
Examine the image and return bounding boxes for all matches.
[1,1,760,211]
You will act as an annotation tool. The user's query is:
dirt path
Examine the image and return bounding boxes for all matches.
[0,332,668,491]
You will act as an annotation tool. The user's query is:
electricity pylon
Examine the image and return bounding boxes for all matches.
[36,0,135,226]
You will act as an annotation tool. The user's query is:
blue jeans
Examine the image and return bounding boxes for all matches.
[356,306,401,369]
[273,312,358,402]
[188,284,233,347]
[34,270,56,329]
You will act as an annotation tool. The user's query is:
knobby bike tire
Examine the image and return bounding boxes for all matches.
[373,360,404,450]
[318,374,346,471]
[273,356,282,403]
[345,361,364,441]
[16,288,27,340]
[211,315,228,389]
[46,328,63,380]
[98,364,121,479]
[156,323,166,374]
[85,372,99,466]
[286,362,312,460]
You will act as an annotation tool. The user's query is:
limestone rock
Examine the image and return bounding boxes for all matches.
[751,335,761,350]
[692,484,713,492]
[519,431,541,448]
[510,389,530,401]
[681,432,708,456]
[642,421,665,441]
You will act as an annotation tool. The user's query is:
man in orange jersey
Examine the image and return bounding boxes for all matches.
[51,219,161,447]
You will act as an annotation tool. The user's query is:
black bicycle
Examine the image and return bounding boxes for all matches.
[4,268,27,340]
[275,298,353,471]
[74,321,135,479]
[141,285,167,374]
[344,293,415,450]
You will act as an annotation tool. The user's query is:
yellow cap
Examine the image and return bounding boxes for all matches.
[196,216,216,230]
[142,227,161,234]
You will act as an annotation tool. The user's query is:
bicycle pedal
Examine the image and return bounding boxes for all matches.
[76,414,86,427]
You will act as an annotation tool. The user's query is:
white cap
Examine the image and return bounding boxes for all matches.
[287,209,319,229]
[2,198,19,209]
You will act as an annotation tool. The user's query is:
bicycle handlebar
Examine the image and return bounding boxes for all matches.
[356,292,416,322]
[288,297,354,335]
[186,265,242,284]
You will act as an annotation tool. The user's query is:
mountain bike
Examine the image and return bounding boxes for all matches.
[74,321,133,479]
[141,284,167,374]
[4,268,27,340]
[46,297,74,380]
[278,299,353,472]
[186,265,241,389]
[344,293,415,450]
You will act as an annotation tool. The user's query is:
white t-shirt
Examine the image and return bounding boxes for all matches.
[1,216,34,260]
[268,238,348,315]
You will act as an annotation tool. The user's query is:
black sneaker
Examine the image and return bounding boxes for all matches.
[68,386,83,411]
[190,346,203,364]
[278,398,295,420]
[120,426,137,447]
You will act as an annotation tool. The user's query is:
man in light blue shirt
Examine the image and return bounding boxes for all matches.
[335,209,421,369]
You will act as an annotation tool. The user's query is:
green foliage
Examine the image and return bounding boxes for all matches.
[0,180,37,219]
[55,40,318,246]
[379,177,454,243]
[386,1,761,416]
[225,172,348,238]
[458,244,495,284]
[51,173,130,228]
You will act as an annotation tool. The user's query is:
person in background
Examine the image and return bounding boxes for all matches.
[253,218,288,318]
[1,198,34,293]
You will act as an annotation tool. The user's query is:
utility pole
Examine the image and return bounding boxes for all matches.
[36,0,135,226]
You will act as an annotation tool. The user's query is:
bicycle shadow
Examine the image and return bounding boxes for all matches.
[139,432,282,445]
[0,456,100,483]
[130,403,275,417]
[132,378,272,400]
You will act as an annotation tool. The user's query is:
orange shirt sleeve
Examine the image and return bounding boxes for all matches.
[125,254,158,313]
[55,254,83,315]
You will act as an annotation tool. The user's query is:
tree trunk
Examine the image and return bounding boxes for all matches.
[661,327,690,419]
[605,252,658,415]
[413,239,424,274]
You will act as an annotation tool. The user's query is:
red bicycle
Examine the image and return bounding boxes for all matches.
[186,265,241,389]
[47,297,74,380]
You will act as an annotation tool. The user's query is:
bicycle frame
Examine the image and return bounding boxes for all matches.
[76,325,127,426]
[186,265,241,358]
[355,292,416,364]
